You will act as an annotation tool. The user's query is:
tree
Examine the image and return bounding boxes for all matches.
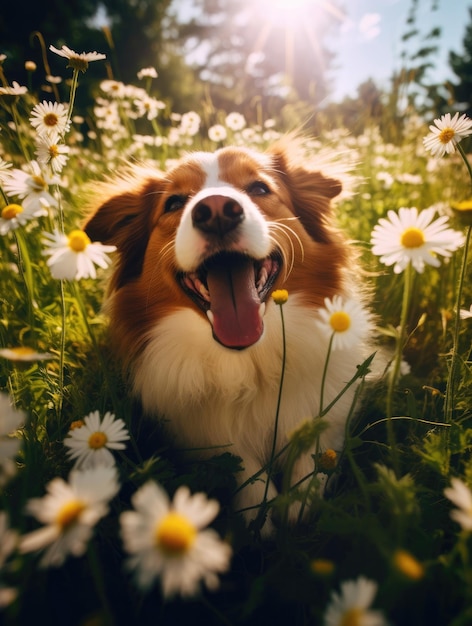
[448,7,472,117]
[172,0,342,119]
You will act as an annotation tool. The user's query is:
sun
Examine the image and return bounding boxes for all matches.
[245,0,346,84]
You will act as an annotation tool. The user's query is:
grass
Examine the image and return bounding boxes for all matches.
[0,48,472,626]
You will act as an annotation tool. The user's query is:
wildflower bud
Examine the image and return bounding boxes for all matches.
[393,549,425,581]
[69,420,85,430]
[271,289,288,305]
[310,558,335,577]
[25,61,37,72]
[319,449,337,471]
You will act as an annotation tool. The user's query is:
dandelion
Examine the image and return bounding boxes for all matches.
[42,229,116,280]
[460,304,472,319]
[0,346,54,361]
[20,465,119,567]
[3,160,58,213]
[316,295,370,351]
[323,576,388,626]
[64,410,130,469]
[0,393,25,485]
[49,45,106,73]
[120,482,232,597]
[29,101,70,138]
[371,206,464,274]
[35,134,70,174]
[444,477,472,532]
[208,124,227,143]
[423,112,472,158]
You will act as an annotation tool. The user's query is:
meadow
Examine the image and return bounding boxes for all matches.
[0,45,472,626]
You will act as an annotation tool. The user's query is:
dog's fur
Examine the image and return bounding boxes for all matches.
[84,137,373,532]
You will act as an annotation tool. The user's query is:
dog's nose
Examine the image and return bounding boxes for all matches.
[192,195,244,235]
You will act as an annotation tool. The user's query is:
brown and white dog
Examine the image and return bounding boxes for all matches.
[84,136,373,533]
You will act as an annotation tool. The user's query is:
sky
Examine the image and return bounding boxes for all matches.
[325,0,471,101]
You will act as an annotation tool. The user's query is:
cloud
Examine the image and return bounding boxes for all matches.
[358,13,381,40]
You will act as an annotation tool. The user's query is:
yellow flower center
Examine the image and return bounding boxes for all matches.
[2,204,23,220]
[68,230,91,252]
[271,289,289,305]
[393,549,425,580]
[329,311,351,333]
[31,175,47,191]
[88,431,108,449]
[340,608,363,626]
[70,419,85,430]
[48,144,59,158]
[10,346,35,356]
[43,112,59,127]
[56,499,86,529]
[400,226,425,249]
[155,512,197,555]
[438,127,455,144]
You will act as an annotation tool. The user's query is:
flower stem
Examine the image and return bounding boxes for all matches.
[386,262,414,475]
[262,302,287,506]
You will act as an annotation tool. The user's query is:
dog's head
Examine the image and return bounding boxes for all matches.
[84,136,349,353]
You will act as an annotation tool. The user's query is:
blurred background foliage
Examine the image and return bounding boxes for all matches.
[1,0,472,135]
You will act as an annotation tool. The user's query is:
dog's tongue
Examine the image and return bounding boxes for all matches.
[206,257,263,349]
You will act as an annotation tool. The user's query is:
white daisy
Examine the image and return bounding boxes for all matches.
[225,112,246,131]
[133,94,166,121]
[41,229,116,280]
[208,124,227,143]
[423,112,472,158]
[64,410,130,469]
[179,111,201,136]
[460,305,472,320]
[0,157,12,184]
[0,393,25,486]
[120,482,232,597]
[316,295,371,351]
[3,160,58,213]
[371,206,464,274]
[29,101,70,138]
[0,512,18,608]
[35,134,70,174]
[20,465,119,568]
[323,576,388,626]
[444,477,472,532]
[137,67,158,80]
[49,45,106,73]
[0,201,48,236]
[0,346,54,361]
[0,81,28,96]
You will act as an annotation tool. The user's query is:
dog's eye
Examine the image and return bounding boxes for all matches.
[164,194,187,213]
[247,181,270,196]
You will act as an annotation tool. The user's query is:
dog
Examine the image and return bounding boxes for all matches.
[83,136,374,534]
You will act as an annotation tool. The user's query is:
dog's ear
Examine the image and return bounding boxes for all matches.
[267,137,343,243]
[82,170,166,287]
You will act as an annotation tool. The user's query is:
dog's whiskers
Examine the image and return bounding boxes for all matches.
[269,220,304,280]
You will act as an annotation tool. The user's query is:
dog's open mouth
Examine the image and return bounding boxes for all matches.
[179,251,281,349]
